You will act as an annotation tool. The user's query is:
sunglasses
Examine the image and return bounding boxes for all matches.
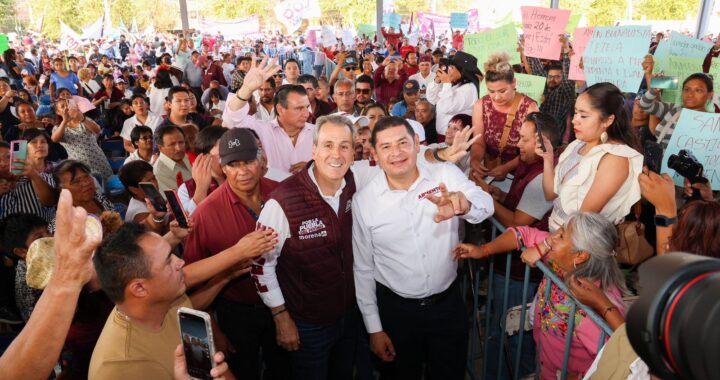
[274,73,283,77]
[344,66,357,71]
[356,88,371,94]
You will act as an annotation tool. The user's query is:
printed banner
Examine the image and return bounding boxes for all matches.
[661,109,720,190]
[582,25,652,93]
[199,16,260,39]
[60,22,82,52]
[521,6,571,60]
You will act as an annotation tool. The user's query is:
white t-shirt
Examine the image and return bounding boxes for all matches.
[125,197,149,222]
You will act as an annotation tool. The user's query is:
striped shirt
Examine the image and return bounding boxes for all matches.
[0,172,56,223]
[637,90,682,149]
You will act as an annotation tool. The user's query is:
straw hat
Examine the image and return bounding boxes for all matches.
[25,216,103,290]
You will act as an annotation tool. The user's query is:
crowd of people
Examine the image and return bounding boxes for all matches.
[0,23,717,380]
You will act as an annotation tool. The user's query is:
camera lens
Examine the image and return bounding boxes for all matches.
[627,253,720,380]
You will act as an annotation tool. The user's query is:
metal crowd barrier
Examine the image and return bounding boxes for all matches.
[464,218,614,380]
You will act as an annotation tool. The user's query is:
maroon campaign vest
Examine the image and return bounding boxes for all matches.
[269,164,356,325]
[496,157,549,281]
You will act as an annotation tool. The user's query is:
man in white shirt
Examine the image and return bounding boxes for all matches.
[409,55,436,98]
[253,79,277,122]
[121,94,162,153]
[352,116,493,378]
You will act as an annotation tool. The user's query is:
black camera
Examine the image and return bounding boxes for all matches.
[667,150,708,200]
[627,253,720,380]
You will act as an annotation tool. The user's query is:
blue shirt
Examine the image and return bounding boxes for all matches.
[391,100,408,117]
[50,71,80,95]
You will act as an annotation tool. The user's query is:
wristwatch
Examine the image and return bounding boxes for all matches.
[654,214,677,227]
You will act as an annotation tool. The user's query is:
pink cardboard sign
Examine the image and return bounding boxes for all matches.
[569,27,594,81]
[521,6,571,60]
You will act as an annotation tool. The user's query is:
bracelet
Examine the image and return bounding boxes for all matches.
[602,306,617,319]
[272,308,287,318]
[432,148,446,162]
[235,91,249,102]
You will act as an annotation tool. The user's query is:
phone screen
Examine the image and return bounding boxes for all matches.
[164,190,189,228]
[10,140,27,175]
[138,182,168,213]
[536,125,547,153]
[179,312,214,380]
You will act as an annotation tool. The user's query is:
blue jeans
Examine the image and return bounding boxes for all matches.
[290,308,361,380]
[485,273,538,380]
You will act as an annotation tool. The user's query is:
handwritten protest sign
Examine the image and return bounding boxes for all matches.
[450,13,469,29]
[653,31,712,72]
[383,13,402,29]
[465,24,521,68]
[709,58,720,94]
[0,35,9,55]
[660,56,703,104]
[582,25,652,93]
[321,26,336,47]
[521,6,571,60]
[357,24,376,38]
[569,27,594,81]
[479,73,546,104]
[661,109,720,190]
[565,14,582,35]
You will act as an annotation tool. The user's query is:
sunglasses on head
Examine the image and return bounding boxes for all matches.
[344,66,357,71]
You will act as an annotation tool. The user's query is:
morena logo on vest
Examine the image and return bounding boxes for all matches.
[298,218,328,240]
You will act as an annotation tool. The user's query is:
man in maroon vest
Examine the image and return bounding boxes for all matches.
[251,114,360,378]
[474,111,561,379]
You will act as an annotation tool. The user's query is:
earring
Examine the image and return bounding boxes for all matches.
[600,131,608,144]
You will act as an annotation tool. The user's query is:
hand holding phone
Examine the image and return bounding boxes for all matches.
[139,182,168,213]
[10,140,27,175]
[164,189,189,228]
[536,124,547,153]
[178,308,216,380]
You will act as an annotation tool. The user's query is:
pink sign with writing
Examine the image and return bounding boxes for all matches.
[521,6,571,60]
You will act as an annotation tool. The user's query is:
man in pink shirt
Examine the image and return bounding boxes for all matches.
[223,58,314,174]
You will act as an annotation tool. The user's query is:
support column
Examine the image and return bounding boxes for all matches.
[377,0,384,44]
[695,0,714,39]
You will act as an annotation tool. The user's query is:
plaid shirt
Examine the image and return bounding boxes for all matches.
[230,70,246,92]
[528,56,576,133]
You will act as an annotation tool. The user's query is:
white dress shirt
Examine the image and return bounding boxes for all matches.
[352,160,493,334]
[120,111,163,141]
[409,71,436,98]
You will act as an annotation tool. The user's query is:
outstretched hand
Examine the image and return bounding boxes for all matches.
[240,56,281,93]
[425,183,470,223]
[442,126,481,163]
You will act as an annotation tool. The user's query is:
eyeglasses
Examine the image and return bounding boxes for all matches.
[344,66,357,71]
[547,75,563,80]
[356,88,371,94]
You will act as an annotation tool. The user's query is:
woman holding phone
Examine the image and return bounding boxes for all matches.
[51,99,114,181]
[639,55,715,149]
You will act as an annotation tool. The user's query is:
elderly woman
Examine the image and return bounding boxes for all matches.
[51,99,113,181]
[454,212,627,379]
[78,67,101,100]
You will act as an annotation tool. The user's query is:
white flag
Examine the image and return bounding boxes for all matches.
[60,22,81,52]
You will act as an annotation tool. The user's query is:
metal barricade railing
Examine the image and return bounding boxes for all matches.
[466,218,614,380]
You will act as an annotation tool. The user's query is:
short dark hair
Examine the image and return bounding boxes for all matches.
[195,126,227,155]
[297,74,319,89]
[274,84,307,109]
[263,78,276,89]
[52,160,91,185]
[154,124,185,147]
[1,213,48,255]
[94,223,152,303]
[525,112,562,148]
[130,93,148,104]
[130,125,153,148]
[547,62,563,73]
[432,49,443,56]
[102,74,114,80]
[118,160,154,190]
[166,86,190,103]
[21,128,50,144]
[283,58,299,69]
[237,56,252,64]
[370,116,415,146]
[355,74,375,91]
[683,73,713,93]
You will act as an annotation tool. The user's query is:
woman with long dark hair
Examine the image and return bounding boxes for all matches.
[538,82,643,231]
[147,67,173,116]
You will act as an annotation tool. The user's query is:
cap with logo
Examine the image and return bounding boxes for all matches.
[403,79,420,94]
[219,128,259,166]
[342,56,359,68]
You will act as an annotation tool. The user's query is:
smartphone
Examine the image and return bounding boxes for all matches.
[650,76,679,90]
[164,189,189,228]
[178,307,216,380]
[536,123,547,153]
[10,140,27,175]
[438,57,450,72]
[643,140,663,174]
[138,182,167,213]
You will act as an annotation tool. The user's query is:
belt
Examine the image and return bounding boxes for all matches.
[378,280,458,307]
